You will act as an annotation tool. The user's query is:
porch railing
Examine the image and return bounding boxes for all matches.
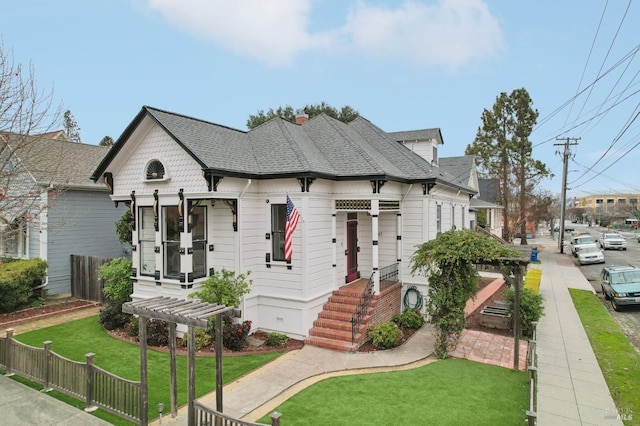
[350,272,375,344]
[194,400,281,426]
[379,263,399,291]
[526,322,538,426]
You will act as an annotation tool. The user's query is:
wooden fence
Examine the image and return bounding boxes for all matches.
[70,255,112,303]
[0,330,142,424]
[194,401,282,426]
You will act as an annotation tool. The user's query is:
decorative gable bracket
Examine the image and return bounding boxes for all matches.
[422,182,436,195]
[297,177,315,192]
[202,170,223,192]
[103,172,114,194]
[370,179,386,194]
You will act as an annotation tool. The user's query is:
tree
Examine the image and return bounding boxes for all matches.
[410,229,520,358]
[466,88,552,244]
[99,136,114,147]
[63,110,81,142]
[247,102,360,129]
[0,42,63,230]
[189,268,252,307]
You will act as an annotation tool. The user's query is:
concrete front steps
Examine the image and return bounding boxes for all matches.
[305,280,376,352]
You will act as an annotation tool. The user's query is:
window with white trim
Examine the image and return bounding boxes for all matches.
[436,204,442,235]
[271,204,286,261]
[139,207,156,276]
[163,206,181,279]
[0,218,27,258]
[190,205,206,278]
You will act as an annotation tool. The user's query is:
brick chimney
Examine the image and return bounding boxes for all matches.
[295,108,309,124]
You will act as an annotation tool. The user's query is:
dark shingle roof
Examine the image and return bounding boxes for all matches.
[478,178,500,203]
[439,155,476,188]
[8,134,109,189]
[92,106,474,193]
[387,128,443,144]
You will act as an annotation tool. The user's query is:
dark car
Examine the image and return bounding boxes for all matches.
[600,265,640,311]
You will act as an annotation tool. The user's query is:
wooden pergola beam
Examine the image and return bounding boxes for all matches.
[122,297,234,426]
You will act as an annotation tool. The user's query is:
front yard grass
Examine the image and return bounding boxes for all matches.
[569,289,640,425]
[258,358,529,425]
[12,315,282,424]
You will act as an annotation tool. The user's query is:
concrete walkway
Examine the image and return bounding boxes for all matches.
[534,237,623,426]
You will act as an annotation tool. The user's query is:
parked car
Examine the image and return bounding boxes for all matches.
[577,245,605,265]
[600,265,640,311]
[599,232,627,250]
[570,234,596,257]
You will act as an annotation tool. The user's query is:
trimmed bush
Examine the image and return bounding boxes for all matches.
[393,309,425,329]
[0,258,48,313]
[506,287,543,337]
[98,258,133,330]
[181,327,213,351]
[265,332,288,347]
[367,321,403,349]
[219,315,252,351]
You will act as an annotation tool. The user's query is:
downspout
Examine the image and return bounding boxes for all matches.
[237,179,251,318]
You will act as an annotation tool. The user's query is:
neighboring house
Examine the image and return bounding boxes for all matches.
[91,106,477,343]
[0,132,127,295]
[471,178,504,239]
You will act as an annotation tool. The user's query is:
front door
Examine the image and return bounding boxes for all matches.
[346,220,359,282]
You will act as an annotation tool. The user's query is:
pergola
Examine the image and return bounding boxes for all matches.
[122,297,234,426]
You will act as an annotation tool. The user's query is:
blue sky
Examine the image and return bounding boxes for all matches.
[3,1,639,198]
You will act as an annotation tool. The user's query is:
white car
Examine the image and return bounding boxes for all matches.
[599,232,627,250]
[570,234,596,257]
[577,245,604,265]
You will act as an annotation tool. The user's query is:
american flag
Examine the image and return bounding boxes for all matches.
[285,195,300,261]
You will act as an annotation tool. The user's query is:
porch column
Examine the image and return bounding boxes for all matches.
[371,200,380,294]
[396,212,402,268]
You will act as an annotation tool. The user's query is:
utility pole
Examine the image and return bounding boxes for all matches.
[555,137,580,253]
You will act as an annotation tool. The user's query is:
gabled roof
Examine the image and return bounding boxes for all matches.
[439,155,476,188]
[6,133,109,189]
[387,128,444,144]
[91,106,474,193]
[478,178,500,203]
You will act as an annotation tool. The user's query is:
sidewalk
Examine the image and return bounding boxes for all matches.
[531,237,622,426]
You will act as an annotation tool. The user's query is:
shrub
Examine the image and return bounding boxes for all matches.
[506,287,544,337]
[182,327,213,351]
[367,321,403,349]
[189,268,252,307]
[98,258,133,330]
[220,315,252,351]
[146,319,170,347]
[0,258,48,313]
[126,317,139,337]
[265,332,288,347]
[99,301,131,330]
[393,309,425,329]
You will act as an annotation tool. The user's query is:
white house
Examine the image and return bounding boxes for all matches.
[91,106,477,350]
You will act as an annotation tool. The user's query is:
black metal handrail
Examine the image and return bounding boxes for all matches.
[379,263,399,289]
[350,272,375,344]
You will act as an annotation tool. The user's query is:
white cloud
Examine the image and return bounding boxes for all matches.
[342,0,505,70]
[145,0,504,69]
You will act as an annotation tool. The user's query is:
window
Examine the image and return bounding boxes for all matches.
[451,205,456,230]
[271,204,286,261]
[139,207,156,276]
[436,204,442,235]
[432,146,438,165]
[146,160,165,180]
[462,208,466,229]
[163,206,181,279]
[0,218,27,258]
[190,205,206,278]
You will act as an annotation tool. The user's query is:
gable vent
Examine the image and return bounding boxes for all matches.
[146,160,165,180]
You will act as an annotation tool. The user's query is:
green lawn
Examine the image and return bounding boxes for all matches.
[569,289,640,425]
[258,358,529,425]
[13,316,282,425]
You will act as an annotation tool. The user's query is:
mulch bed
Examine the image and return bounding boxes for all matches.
[0,298,99,329]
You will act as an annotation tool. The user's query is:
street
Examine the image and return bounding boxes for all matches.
[559,223,640,352]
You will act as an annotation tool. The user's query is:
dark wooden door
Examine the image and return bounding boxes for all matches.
[346,220,358,282]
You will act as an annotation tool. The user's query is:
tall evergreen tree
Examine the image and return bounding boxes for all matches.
[466,88,551,244]
[63,109,81,142]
